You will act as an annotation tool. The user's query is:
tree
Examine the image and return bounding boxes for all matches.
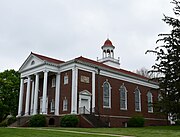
[146,0,180,120]
[0,69,20,122]
[135,67,153,78]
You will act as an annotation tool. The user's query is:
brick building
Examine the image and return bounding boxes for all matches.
[17,39,167,127]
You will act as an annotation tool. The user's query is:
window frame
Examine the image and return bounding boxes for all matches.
[119,84,128,110]
[63,97,68,111]
[147,91,153,113]
[50,99,55,113]
[102,81,111,108]
[51,77,56,88]
[64,74,68,85]
[134,88,141,112]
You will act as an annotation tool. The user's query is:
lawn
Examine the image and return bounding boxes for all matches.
[0,126,180,137]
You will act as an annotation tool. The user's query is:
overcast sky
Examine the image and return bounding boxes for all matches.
[0,0,175,72]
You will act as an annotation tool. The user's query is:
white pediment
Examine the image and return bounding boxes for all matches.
[19,53,44,72]
[79,90,92,96]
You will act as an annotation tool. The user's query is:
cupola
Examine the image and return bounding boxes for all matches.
[98,38,120,69]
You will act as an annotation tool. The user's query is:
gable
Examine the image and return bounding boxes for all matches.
[19,53,44,72]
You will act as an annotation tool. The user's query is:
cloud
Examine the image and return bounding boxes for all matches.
[0,0,174,72]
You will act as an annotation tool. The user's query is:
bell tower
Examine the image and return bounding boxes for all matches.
[98,38,120,69]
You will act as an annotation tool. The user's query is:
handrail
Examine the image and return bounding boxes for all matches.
[79,106,90,114]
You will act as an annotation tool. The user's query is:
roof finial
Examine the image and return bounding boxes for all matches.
[107,34,110,40]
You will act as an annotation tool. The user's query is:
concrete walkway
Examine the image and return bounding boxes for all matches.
[9,127,134,137]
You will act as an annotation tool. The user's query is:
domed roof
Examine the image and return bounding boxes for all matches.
[102,38,115,49]
[104,39,113,46]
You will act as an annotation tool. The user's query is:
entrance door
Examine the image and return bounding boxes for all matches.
[79,90,91,114]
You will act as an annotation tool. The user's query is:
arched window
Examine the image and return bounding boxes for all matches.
[147,91,153,113]
[120,84,127,110]
[135,88,141,111]
[103,81,111,108]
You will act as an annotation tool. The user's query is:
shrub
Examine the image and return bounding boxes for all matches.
[28,114,46,127]
[0,121,7,127]
[7,116,17,125]
[127,115,145,127]
[60,115,79,127]
[175,119,180,125]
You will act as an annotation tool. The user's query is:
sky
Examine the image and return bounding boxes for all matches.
[0,0,175,72]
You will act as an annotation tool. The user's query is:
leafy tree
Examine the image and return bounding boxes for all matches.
[135,67,153,78]
[146,0,180,120]
[0,69,20,122]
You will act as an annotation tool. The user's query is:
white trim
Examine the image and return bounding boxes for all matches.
[119,84,128,110]
[147,91,153,113]
[102,81,111,108]
[71,66,78,114]
[63,98,68,111]
[42,70,48,114]
[25,76,31,116]
[134,88,141,112]
[33,73,39,115]
[79,90,91,114]
[92,71,95,111]
[21,64,59,78]
[30,80,35,115]
[55,73,60,115]
[18,78,24,116]
[100,70,159,89]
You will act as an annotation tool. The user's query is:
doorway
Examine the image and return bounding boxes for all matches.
[79,90,91,114]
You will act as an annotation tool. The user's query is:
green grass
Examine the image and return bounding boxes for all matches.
[0,126,180,137]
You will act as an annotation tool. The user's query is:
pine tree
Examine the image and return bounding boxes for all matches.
[146,0,180,120]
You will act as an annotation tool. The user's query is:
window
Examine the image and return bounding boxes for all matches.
[64,74,68,85]
[63,97,68,111]
[103,81,111,108]
[31,60,35,65]
[135,88,141,111]
[120,85,127,110]
[51,77,56,87]
[50,99,55,112]
[147,91,153,113]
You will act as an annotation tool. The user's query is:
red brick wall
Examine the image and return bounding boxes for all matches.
[59,70,72,114]
[95,74,166,120]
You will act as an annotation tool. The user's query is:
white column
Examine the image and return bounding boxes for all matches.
[71,66,78,114]
[42,70,48,114]
[55,73,60,115]
[30,80,35,115]
[92,71,95,112]
[25,76,31,116]
[33,73,39,115]
[18,78,24,116]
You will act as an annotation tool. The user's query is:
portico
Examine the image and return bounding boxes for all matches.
[17,52,63,116]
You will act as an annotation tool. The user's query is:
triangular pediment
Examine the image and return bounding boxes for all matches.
[19,53,44,72]
[79,90,92,96]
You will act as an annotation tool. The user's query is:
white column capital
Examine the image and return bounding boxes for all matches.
[43,70,49,73]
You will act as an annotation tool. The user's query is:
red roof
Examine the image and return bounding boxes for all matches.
[31,52,149,81]
[102,39,114,48]
[32,52,65,64]
[75,56,149,80]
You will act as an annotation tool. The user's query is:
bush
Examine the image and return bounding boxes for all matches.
[0,121,7,127]
[28,114,46,127]
[60,115,79,127]
[175,119,180,125]
[127,115,145,127]
[7,116,17,125]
